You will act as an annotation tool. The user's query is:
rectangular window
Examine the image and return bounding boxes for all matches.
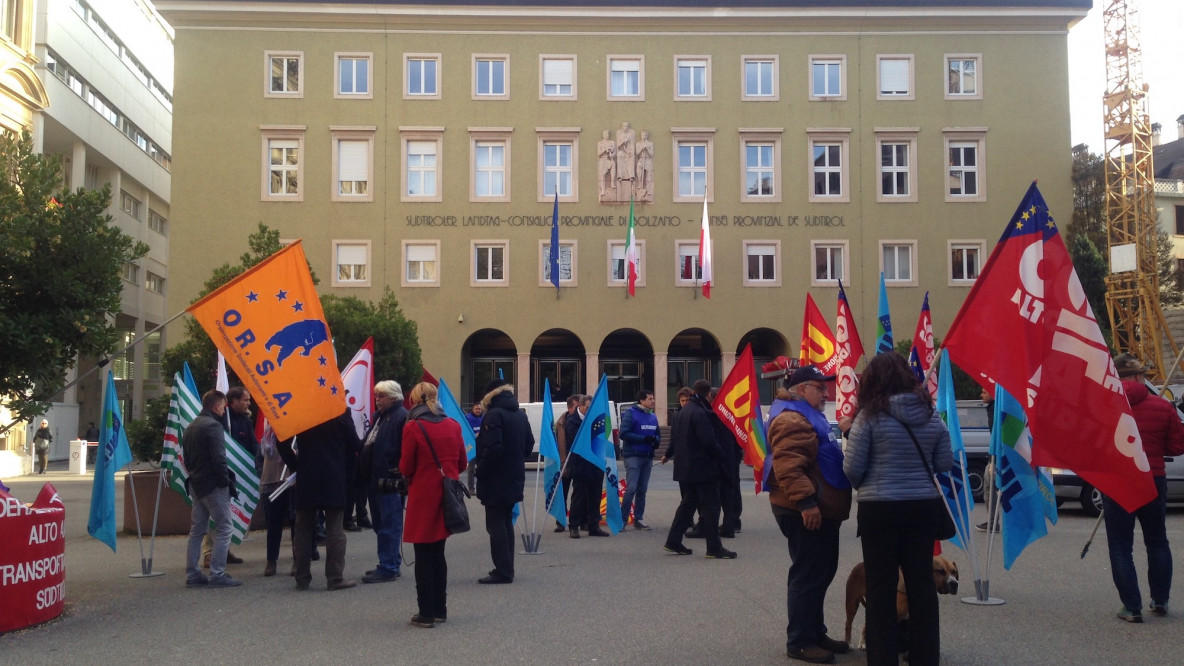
[474,141,506,198]
[743,56,777,100]
[608,56,643,99]
[812,241,847,284]
[122,262,139,284]
[881,242,916,284]
[474,56,508,99]
[266,52,302,97]
[406,55,440,98]
[148,210,167,235]
[333,241,369,287]
[677,241,703,284]
[333,131,373,201]
[608,239,645,287]
[744,241,780,286]
[120,190,141,219]
[945,131,987,202]
[675,57,709,99]
[1176,205,1184,235]
[950,241,984,284]
[744,142,775,198]
[336,53,371,98]
[406,139,438,198]
[813,143,842,197]
[473,241,508,286]
[878,56,913,99]
[678,143,707,198]
[541,56,575,98]
[540,241,577,286]
[542,141,573,198]
[946,55,981,99]
[267,137,301,197]
[403,241,440,287]
[810,55,845,100]
[145,272,165,294]
[876,131,918,203]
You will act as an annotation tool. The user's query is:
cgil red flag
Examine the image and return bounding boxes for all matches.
[835,281,865,422]
[799,293,840,377]
[943,182,1155,512]
[712,344,770,492]
[908,292,938,399]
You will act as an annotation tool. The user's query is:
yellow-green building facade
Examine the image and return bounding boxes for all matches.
[158,0,1089,422]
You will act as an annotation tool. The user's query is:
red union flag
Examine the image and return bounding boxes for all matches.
[943,182,1155,512]
[836,281,865,421]
[908,292,938,399]
[800,293,840,376]
[713,344,770,492]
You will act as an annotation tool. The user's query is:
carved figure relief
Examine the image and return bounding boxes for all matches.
[599,121,653,204]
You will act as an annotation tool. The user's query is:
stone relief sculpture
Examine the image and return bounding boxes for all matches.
[599,121,653,204]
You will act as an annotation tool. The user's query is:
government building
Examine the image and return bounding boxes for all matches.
[157,0,1089,423]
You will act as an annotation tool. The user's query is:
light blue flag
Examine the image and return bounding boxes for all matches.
[88,371,133,552]
[875,272,893,355]
[538,379,567,526]
[181,361,199,396]
[437,378,477,461]
[993,385,1058,570]
[935,350,973,550]
[570,375,623,534]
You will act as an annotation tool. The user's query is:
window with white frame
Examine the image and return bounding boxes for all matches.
[740,130,781,202]
[811,241,847,284]
[672,129,714,202]
[406,54,440,99]
[608,56,643,99]
[881,241,917,285]
[472,241,508,286]
[541,56,575,99]
[949,241,983,284]
[608,239,646,287]
[946,55,981,99]
[675,56,710,100]
[470,130,512,202]
[676,240,705,285]
[146,272,165,294]
[122,262,139,284]
[335,53,371,98]
[120,190,141,219]
[807,129,850,203]
[876,130,918,203]
[744,241,780,286]
[333,241,370,287]
[945,130,987,201]
[266,52,302,97]
[148,210,167,235]
[809,55,845,100]
[877,55,913,99]
[537,130,579,201]
[261,126,305,201]
[401,129,443,202]
[332,128,374,201]
[402,241,440,287]
[474,55,508,99]
[540,240,577,286]
[743,56,777,100]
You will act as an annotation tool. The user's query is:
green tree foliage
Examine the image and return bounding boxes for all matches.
[892,338,981,400]
[0,132,147,429]
[322,289,422,391]
[1068,143,1106,251]
[1067,233,1113,346]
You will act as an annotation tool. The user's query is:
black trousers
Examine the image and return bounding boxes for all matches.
[775,511,840,651]
[413,540,448,619]
[569,473,604,529]
[484,504,515,580]
[720,463,743,531]
[666,480,722,553]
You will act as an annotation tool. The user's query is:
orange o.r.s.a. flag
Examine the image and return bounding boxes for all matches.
[187,241,345,440]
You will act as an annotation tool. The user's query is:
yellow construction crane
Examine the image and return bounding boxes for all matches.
[1102,0,1180,381]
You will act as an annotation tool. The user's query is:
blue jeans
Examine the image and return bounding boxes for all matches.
[774,511,840,652]
[1103,476,1171,612]
[187,486,232,580]
[368,489,404,575]
[621,456,653,522]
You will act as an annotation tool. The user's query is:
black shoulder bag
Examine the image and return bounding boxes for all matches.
[415,421,472,535]
[898,421,958,541]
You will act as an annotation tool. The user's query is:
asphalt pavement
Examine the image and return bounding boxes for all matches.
[1,461,1182,665]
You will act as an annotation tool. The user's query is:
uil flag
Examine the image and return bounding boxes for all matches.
[908,292,938,398]
[835,280,865,423]
[187,241,345,441]
[570,375,623,534]
[625,198,639,297]
[538,379,567,526]
[875,272,893,355]
[992,385,1058,569]
[341,337,375,439]
[87,371,133,552]
[800,293,840,376]
[549,192,560,293]
[936,351,974,551]
[943,182,1154,511]
[712,344,770,493]
[698,197,713,298]
[437,378,477,462]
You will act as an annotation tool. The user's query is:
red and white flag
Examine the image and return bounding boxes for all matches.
[625,199,639,297]
[908,292,937,399]
[341,337,375,439]
[943,182,1155,512]
[699,197,712,298]
[835,281,865,422]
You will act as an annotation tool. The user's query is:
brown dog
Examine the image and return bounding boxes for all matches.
[843,556,960,650]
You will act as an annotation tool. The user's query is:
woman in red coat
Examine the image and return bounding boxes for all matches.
[400,382,468,628]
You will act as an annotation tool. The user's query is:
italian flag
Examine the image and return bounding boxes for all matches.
[625,198,639,296]
[699,197,712,298]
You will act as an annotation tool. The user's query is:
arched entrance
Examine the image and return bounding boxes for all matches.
[665,328,721,417]
[530,329,585,402]
[461,329,516,407]
[599,329,654,406]
[738,328,791,405]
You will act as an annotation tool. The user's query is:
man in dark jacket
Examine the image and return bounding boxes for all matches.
[360,380,408,583]
[202,386,255,569]
[182,390,241,588]
[474,378,535,584]
[620,390,659,530]
[566,394,609,538]
[662,379,735,560]
[279,410,361,591]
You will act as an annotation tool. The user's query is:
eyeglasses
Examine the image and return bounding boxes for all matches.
[805,382,826,392]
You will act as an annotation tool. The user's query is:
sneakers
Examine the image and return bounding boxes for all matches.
[633,520,651,530]
[362,569,400,584]
[1117,607,1143,623]
[185,574,209,588]
[1151,603,1168,617]
[685,527,705,539]
[207,574,242,588]
[663,543,693,556]
[705,548,738,560]
[410,614,435,628]
[787,645,834,664]
[817,635,850,654]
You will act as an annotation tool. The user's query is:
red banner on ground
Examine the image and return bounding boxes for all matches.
[0,483,66,632]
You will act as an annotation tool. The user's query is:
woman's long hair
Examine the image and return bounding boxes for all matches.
[856,352,931,418]
[409,382,441,415]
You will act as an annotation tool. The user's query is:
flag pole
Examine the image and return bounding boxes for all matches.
[129,464,166,578]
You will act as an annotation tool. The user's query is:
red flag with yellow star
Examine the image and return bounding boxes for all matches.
[187,241,345,440]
